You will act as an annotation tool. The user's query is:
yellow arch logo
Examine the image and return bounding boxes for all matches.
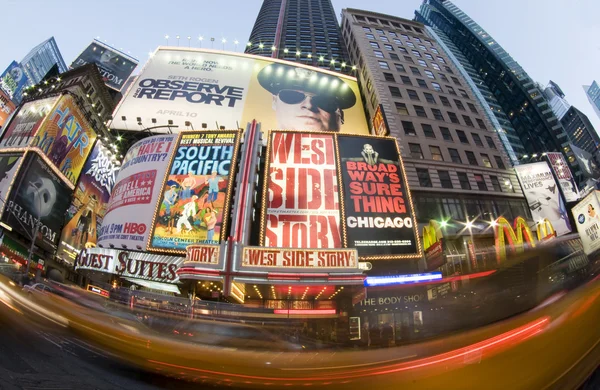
[423,220,442,250]
[494,216,556,264]
[536,218,556,241]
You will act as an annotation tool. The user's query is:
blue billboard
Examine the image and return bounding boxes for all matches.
[0,61,30,103]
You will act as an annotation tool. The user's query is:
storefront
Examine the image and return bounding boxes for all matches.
[0,234,43,275]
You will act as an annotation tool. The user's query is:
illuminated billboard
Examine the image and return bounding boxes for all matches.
[261,131,420,260]
[371,105,389,136]
[0,96,59,148]
[0,90,16,129]
[546,152,579,202]
[148,130,241,253]
[571,191,600,255]
[0,61,29,102]
[109,48,369,136]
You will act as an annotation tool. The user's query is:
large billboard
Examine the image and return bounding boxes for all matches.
[261,131,420,260]
[338,135,419,259]
[97,134,178,250]
[71,40,138,92]
[546,152,579,202]
[572,191,600,255]
[148,130,241,253]
[0,96,59,148]
[29,95,98,184]
[1,153,72,252]
[56,143,119,263]
[0,61,29,102]
[0,153,24,217]
[0,90,16,129]
[109,48,369,136]
[514,162,571,236]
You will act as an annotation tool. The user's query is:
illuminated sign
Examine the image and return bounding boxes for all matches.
[185,244,220,264]
[241,247,358,270]
[493,216,556,263]
[87,284,109,298]
[423,220,444,270]
[371,104,389,136]
[364,272,442,287]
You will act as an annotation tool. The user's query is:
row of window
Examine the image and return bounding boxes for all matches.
[415,168,512,193]
[376,51,456,76]
[366,32,441,54]
[382,72,469,101]
[389,87,478,113]
[354,16,424,35]
[379,59,462,86]
[408,143,505,169]
[397,101,486,131]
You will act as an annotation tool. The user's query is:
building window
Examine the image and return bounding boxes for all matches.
[456,130,469,144]
[485,136,497,149]
[463,115,474,127]
[393,38,402,44]
[406,42,415,48]
[412,49,421,57]
[431,82,442,92]
[472,133,484,147]
[481,153,492,168]
[440,127,453,141]
[389,86,402,98]
[431,63,441,71]
[379,60,390,69]
[424,53,434,60]
[418,59,428,67]
[417,79,428,88]
[390,32,398,37]
[451,76,462,86]
[389,53,400,60]
[418,44,427,51]
[422,124,436,138]
[454,99,465,111]
[447,86,456,95]
[407,89,420,101]
[459,89,469,98]
[449,148,462,163]
[476,118,487,130]
[410,66,421,76]
[442,198,464,220]
[376,28,384,35]
[384,44,394,51]
[417,168,432,187]
[409,143,423,159]
[424,70,435,79]
[437,56,446,64]
[465,151,478,165]
[430,145,443,160]
[399,47,409,54]
[370,41,380,48]
[467,103,478,114]
[438,170,453,188]
[424,92,436,104]
[384,72,395,82]
[458,172,471,190]
[448,112,460,124]
[430,47,439,54]
[363,26,372,32]
[401,34,410,40]
[401,75,412,85]
[431,108,444,121]
[402,120,417,135]
[439,96,450,107]
[414,37,422,43]
[490,176,502,192]
[395,63,406,72]
[380,36,389,42]
[494,155,506,169]
[403,56,414,63]
[415,105,428,118]
[474,174,487,191]
[415,196,443,222]
[366,33,375,39]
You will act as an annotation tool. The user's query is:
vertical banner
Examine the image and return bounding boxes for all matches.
[571,191,600,255]
[0,153,23,217]
[97,134,177,250]
[0,96,59,148]
[1,153,72,252]
[546,152,579,202]
[0,61,29,102]
[148,130,241,253]
[30,95,98,184]
[56,143,119,263]
[371,105,390,137]
[514,162,571,236]
[337,135,420,259]
[262,132,341,248]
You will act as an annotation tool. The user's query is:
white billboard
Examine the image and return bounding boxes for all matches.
[514,162,571,236]
[108,47,369,136]
[97,134,178,250]
[571,191,600,255]
[546,152,579,202]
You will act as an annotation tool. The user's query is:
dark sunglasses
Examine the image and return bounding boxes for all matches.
[278,89,339,112]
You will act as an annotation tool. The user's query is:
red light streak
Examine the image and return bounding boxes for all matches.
[273,309,336,315]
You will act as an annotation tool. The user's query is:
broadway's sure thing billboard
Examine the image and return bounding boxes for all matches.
[148,130,240,253]
[0,96,59,148]
[514,162,571,236]
[546,152,579,203]
[109,48,369,136]
[261,131,420,260]
[97,135,178,250]
[57,143,119,263]
[29,95,98,184]
[71,40,138,92]
[1,153,71,252]
[571,191,600,255]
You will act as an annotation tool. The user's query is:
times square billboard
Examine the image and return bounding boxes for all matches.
[109,48,370,136]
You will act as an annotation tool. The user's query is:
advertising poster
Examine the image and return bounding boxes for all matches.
[262,131,341,249]
[0,154,23,216]
[56,143,119,263]
[109,48,369,136]
[71,40,138,92]
[0,96,59,148]
[547,152,579,202]
[148,130,240,253]
[371,105,389,137]
[97,134,177,250]
[0,90,16,129]
[1,153,71,252]
[29,95,98,184]
[571,191,600,255]
[514,162,571,236]
[337,135,420,259]
[0,61,29,102]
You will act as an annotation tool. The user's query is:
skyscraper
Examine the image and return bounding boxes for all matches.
[415,1,571,165]
[246,0,348,71]
[584,81,600,121]
[543,81,570,120]
[560,106,600,158]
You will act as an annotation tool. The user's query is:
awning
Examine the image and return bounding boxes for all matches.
[122,277,181,294]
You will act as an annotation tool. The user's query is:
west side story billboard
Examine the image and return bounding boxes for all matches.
[109,48,370,136]
[514,162,571,236]
[260,131,420,261]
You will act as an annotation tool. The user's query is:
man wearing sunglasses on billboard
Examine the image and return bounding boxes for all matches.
[258,63,357,132]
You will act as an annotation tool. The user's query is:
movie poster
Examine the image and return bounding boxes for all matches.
[263,131,341,249]
[0,96,58,148]
[149,131,240,253]
[547,152,579,202]
[56,143,119,263]
[337,135,420,259]
[572,191,600,255]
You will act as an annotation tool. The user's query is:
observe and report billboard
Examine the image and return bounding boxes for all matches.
[109,48,369,136]
[260,131,421,261]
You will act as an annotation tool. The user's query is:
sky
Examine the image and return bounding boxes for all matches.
[2,0,600,131]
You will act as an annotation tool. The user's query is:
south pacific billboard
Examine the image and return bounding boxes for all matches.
[148,130,241,253]
[109,48,369,136]
[0,96,59,148]
[57,142,119,263]
[571,191,600,255]
[514,162,571,236]
[261,131,420,261]
[97,134,178,250]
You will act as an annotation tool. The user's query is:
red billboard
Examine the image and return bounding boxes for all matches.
[0,90,15,129]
